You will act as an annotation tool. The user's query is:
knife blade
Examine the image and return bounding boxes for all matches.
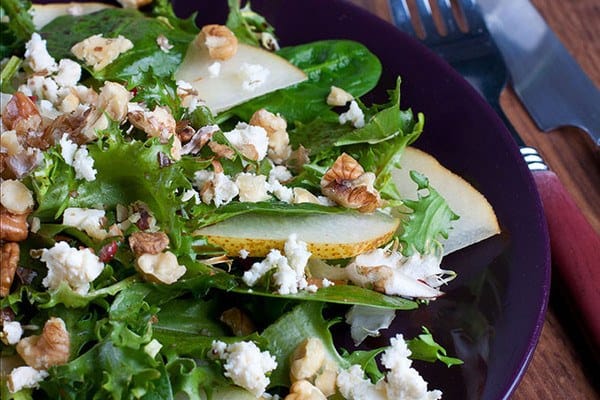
[478,0,600,145]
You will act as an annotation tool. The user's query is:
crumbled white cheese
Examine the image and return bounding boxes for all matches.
[194,170,239,207]
[322,278,334,288]
[71,34,134,71]
[72,145,97,181]
[339,100,365,128]
[24,33,57,74]
[54,59,82,88]
[156,34,173,53]
[62,207,108,241]
[242,235,312,294]
[59,134,78,165]
[208,61,221,78]
[235,173,271,202]
[38,99,61,119]
[40,241,104,295]
[30,217,41,233]
[211,340,277,398]
[181,189,201,204]
[345,305,397,346]
[224,122,269,161]
[346,248,454,299]
[24,75,59,103]
[238,249,250,259]
[239,62,270,92]
[7,366,49,394]
[267,166,294,203]
[336,334,442,400]
[1,321,23,345]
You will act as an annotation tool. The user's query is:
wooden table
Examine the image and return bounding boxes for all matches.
[348,0,600,399]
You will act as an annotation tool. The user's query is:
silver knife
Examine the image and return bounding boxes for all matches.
[478,0,600,145]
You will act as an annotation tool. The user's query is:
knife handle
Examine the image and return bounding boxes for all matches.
[532,170,600,356]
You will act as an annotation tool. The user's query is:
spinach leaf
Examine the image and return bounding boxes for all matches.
[40,8,197,82]
[221,40,381,123]
[226,0,276,47]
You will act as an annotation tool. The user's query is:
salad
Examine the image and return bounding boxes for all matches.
[0,0,500,398]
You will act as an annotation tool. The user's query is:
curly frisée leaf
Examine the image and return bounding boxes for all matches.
[396,171,459,256]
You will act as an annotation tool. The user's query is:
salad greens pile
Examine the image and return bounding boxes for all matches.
[0,0,463,398]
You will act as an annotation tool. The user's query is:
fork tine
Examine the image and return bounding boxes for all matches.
[389,0,417,37]
[414,0,440,38]
[435,0,460,36]
[454,0,486,33]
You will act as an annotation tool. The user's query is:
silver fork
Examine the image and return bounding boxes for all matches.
[388,0,547,170]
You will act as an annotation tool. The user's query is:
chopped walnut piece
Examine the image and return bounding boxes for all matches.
[320,153,382,213]
[0,207,29,242]
[285,380,327,400]
[286,145,310,174]
[198,24,238,61]
[326,86,353,106]
[1,92,42,135]
[71,34,134,71]
[208,141,236,159]
[0,243,19,297]
[249,109,292,164]
[116,0,152,8]
[128,231,170,257]
[136,251,186,285]
[0,179,34,215]
[220,307,256,337]
[128,105,176,141]
[16,317,70,370]
[290,338,326,382]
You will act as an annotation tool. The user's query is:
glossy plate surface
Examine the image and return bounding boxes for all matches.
[178,1,551,399]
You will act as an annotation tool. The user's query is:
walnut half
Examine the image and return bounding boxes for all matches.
[16,317,70,370]
[320,153,382,213]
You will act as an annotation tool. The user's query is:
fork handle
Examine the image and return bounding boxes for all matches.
[532,170,600,357]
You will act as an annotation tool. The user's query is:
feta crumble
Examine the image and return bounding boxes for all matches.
[54,59,82,88]
[211,340,277,398]
[40,241,104,295]
[59,134,97,181]
[194,170,239,207]
[339,100,365,128]
[24,33,57,74]
[239,62,270,92]
[7,366,49,394]
[336,334,442,400]
[224,122,269,161]
[1,321,23,345]
[62,207,108,240]
[242,235,312,294]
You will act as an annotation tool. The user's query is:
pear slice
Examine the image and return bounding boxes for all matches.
[175,42,307,114]
[31,3,113,30]
[195,212,400,259]
[393,146,500,255]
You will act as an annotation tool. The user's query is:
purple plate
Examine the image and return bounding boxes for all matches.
[178,1,551,399]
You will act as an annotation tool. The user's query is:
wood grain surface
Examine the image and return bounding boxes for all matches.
[347,0,600,399]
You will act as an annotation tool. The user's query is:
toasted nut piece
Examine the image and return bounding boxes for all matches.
[1,92,42,135]
[0,179,35,215]
[71,34,133,71]
[290,338,326,382]
[136,251,186,284]
[116,0,152,9]
[16,317,70,370]
[320,153,382,213]
[284,380,327,400]
[326,86,353,106]
[0,243,19,297]
[128,231,170,257]
[128,105,176,142]
[198,24,238,61]
[314,359,338,397]
[220,307,256,336]
[250,109,291,164]
[97,81,131,123]
[0,208,29,242]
